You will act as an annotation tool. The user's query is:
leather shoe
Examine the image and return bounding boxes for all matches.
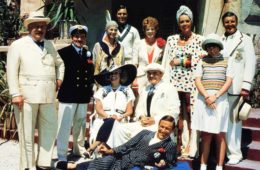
[55,160,68,170]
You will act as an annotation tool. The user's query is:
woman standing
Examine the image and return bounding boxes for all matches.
[88,64,136,156]
[162,5,205,157]
[133,16,166,94]
[192,34,233,170]
[93,20,125,75]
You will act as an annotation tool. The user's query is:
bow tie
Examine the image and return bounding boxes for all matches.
[35,41,44,48]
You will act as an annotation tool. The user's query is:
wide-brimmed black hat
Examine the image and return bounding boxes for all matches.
[94,64,137,86]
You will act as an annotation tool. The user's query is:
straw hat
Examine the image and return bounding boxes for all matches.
[24,11,50,29]
[234,97,252,121]
[94,64,137,86]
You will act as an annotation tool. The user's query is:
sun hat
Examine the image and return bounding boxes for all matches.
[24,11,50,29]
[202,33,223,50]
[69,25,88,35]
[94,64,137,86]
[144,63,165,74]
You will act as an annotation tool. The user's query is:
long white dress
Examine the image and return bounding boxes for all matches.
[191,56,233,134]
[89,85,135,143]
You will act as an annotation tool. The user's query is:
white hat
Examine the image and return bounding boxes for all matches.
[105,20,118,30]
[233,97,252,121]
[24,11,50,29]
[144,63,165,74]
[176,5,193,22]
[69,25,88,35]
[202,33,223,50]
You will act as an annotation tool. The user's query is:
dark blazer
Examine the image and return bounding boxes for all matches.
[86,130,177,170]
[57,45,94,103]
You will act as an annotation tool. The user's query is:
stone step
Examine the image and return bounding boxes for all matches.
[243,108,260,128]
[242,141,260,162]
[225,159,260,170]
[242,126,260,142]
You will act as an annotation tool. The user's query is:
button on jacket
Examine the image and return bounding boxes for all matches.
[57,45,94,103]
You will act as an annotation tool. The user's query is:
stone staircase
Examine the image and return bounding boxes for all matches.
[224,108,260,170]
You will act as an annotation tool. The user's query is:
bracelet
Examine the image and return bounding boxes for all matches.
[180,58,184,67]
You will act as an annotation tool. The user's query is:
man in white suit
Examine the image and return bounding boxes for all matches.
[221,11,256,165]
[109,63,180,147]
[7,11,64,170]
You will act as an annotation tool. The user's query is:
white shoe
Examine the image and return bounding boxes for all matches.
[227,159,241,165]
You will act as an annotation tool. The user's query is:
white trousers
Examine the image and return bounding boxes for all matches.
[111,121,158,147]
[226,95,243,160]
[14,102,57,170]
[56,103,88,161]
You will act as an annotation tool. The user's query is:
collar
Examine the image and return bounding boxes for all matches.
[28,35,44,43]
[224,30,239,40]
[72,44,83,54]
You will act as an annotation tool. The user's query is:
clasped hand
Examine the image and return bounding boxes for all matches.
[205,95,217,109]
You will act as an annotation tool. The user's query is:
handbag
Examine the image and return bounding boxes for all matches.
[237,97,252,120]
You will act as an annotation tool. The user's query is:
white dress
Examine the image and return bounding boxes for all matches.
[191,56,233,134]
[89,85,135,143]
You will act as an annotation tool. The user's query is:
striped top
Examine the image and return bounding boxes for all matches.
[201,56,228,90]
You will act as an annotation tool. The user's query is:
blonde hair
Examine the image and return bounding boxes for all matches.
[142,16,159,32]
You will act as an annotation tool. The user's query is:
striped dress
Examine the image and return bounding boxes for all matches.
[191,55,233,134]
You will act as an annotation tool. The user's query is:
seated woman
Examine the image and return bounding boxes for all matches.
[87,64,137,158]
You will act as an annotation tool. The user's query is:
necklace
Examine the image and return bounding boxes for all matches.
[179,33,192,41]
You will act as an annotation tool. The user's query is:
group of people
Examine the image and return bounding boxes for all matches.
[6,3,256,170]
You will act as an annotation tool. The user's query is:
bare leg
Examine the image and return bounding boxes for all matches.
[200,132,213,165]
[215,132,226,166]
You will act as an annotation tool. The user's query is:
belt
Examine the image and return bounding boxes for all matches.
[19,74,55,81]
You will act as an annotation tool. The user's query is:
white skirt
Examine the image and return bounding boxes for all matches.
[191,90,229,134]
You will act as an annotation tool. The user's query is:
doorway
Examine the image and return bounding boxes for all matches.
[111,0,201,39]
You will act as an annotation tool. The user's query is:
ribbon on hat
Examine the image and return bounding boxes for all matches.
[176,5,193,22]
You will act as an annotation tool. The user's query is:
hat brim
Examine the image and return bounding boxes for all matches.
[94,64,137,86]
[24,18,50,29]
[202,39,223,50]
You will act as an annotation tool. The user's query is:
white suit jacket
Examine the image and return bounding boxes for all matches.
[222,30,256,94]
[7,36,64,103]
[135,80,180,124]
[133,39,164,77]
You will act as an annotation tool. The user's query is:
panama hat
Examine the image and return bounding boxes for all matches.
[237,97,252,120]
[94,64,137,86]
[202,33,223,50]
[24,11,50,29]
[144,63,165,74]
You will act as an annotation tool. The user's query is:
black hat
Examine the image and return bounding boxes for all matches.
[94,64,137,86]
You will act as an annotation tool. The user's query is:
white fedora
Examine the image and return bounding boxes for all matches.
[233,97,252,121]
[24,11,50,29]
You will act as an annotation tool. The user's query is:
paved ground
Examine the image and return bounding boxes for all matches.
[0,139,91,170]
[0,139,19,170]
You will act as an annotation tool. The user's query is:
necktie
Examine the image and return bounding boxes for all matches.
[78,49,82,56]
[35,41,44,50]
[146,86,155,117]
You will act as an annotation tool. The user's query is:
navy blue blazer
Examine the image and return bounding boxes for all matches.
[57,45,94,103]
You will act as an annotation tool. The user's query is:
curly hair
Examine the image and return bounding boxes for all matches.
[142,16,159,32]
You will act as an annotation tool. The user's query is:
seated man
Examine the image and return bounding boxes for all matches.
[77,115,177,170]
[109,63,180,147]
